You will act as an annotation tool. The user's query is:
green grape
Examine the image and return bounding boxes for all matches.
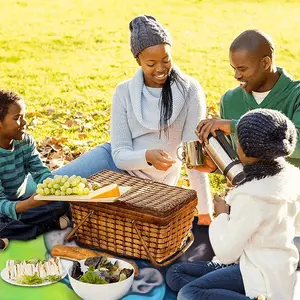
[64,182,70,188]
[43,178,52,185]
[54,175,62,183]
[44,188,50,195]
[69,175,76,181]
[55,190,61,196]
[81,178,88,185]
[92,183,101,190]
[61,176,68,184]
[37,184,43,189]
[66,188,73,195]
[77,189,84,195]
[60,191,66,196]
[83,187,89,195]
[50,188,55,194]
[71,180,78,187]
[61,185,67,191]
[48,182,53,188]
[72,187,78,194]
[78,182,85,190]
[53,183,60,190]
[36,188,44,195]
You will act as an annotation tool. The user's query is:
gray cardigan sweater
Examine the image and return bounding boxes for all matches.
[110,67,212,214]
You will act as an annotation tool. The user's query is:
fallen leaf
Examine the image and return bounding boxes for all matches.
[47,108,55,115]
[78,133,88,139]
[65,119,75,127]
[72,140,88,146]
[74,112,84,118]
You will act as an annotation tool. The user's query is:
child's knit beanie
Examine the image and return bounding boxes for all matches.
[129,15,172,58]
[237,108,297,160]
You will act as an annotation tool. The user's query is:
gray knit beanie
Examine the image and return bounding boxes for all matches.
[237,109,297,160]
[129,15,172,58]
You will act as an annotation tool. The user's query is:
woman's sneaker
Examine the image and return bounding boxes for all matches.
[0,238,9,251]
[59,215,71,230]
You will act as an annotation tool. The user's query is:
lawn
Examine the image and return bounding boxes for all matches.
[1,0,300,191]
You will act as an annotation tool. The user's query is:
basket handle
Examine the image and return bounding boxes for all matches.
[65,210,94,242]
[132,221,194,268]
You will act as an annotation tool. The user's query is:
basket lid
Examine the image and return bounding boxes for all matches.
[88,170,197,218]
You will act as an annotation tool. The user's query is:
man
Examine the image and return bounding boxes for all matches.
[197,29,300,168]
[196,30,300,276]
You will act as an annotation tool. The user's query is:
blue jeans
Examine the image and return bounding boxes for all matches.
[25,142,124,195]
[166,261,252,300]
[0,201,69,240]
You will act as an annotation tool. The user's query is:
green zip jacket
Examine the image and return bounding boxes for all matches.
[221,67,300,167]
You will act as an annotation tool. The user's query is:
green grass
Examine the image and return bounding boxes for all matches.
[1,0,300,192]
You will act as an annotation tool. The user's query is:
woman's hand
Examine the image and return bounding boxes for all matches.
[213,194,230,217]
[146,149,176,171]
[196,118,232,144]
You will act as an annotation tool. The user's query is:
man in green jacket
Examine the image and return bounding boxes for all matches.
[196,30,300,271]
[197,29,300,168]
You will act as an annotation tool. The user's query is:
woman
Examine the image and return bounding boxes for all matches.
[38,15,212,224]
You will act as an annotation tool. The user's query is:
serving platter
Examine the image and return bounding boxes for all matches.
[0,267,67,287]
[34,186,131,202]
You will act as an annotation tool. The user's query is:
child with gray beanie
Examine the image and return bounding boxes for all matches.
[167,108,300,299]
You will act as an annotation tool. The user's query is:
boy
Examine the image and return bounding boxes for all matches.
[0,90,70,249]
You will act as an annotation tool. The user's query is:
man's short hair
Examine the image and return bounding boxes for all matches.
[230,29,275,59]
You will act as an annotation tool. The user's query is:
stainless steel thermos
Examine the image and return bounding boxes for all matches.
[204,131,245,185]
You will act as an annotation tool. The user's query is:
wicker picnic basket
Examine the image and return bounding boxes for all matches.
[66,170,197,267]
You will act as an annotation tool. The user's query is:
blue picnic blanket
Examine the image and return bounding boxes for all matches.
[44,218,214,300]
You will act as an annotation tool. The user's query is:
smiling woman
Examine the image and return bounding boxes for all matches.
[48,14,213,225]
[135,43,172,88]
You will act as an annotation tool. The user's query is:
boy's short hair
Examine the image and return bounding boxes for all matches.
[0,90,22,121]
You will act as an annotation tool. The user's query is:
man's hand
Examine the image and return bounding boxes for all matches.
[213,194,230,217]
[196,118,232,144]
[146,149,176,171]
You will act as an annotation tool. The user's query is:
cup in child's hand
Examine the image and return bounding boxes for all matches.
[177,140,204,168]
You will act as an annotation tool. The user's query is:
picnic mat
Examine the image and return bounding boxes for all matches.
[0,218,215,300]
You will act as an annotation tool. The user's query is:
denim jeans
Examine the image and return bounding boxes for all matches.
[25,142,125,195]
[166,261,252,300]
[0,201,69,240]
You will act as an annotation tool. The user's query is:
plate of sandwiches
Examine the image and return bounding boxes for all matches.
[1,257,67,287]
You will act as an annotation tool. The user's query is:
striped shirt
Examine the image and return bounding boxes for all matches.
[0,133,52,220]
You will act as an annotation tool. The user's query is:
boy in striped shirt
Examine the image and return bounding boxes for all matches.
[0,90,70,249]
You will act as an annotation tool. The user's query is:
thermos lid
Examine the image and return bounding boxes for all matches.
[231,172,245,185]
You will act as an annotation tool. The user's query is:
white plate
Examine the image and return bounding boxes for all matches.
[34,186,131,203]
[0,267,67,287]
